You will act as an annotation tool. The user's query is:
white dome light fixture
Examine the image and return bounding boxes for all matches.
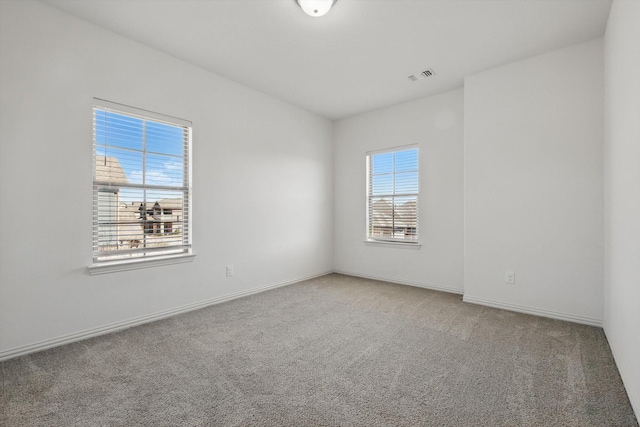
[297,0,337,17]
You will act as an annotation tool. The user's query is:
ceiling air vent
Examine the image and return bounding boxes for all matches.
[408,68,436,82]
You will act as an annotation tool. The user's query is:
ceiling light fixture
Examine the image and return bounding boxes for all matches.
[297,0,336,17]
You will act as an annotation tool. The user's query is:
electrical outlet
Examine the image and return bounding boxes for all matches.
[226,265,234,277]
[505,271,515,284]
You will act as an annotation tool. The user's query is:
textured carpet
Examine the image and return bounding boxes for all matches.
[1,274,638,426]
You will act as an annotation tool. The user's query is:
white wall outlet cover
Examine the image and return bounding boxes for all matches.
[505,271,515,284]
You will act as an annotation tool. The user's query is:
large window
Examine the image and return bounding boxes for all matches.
[367,146,419,243]
[92,99,192,264]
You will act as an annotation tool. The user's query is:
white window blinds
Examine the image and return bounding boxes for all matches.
[367,146,419,242]
[92,99,192,263]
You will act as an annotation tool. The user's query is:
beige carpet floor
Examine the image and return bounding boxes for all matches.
[1,273,638,426]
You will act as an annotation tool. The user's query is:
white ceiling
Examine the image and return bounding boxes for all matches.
[43,0,612,120]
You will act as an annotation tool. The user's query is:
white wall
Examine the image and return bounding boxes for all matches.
[463,39,604,325]
[0,1,333,357]
[333,89,464,293]
[604,0,640,417]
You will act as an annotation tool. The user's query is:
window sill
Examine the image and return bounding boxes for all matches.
[88,253,196,275]
[364,240,421,249]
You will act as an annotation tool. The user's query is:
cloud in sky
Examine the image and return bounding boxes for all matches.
[124,158,183,187]
[128,169,182,187]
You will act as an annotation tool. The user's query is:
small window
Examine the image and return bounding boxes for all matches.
[92,99,192,264]
[367,146,419,243]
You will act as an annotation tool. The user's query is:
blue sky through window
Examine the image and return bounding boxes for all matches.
[95,109,185,190]
[370,148,418,201]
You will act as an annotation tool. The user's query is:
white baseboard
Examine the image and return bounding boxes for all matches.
[462,294,603,327]
[333,269,464,295]
[0,270,333,361]
[603,324,640,422]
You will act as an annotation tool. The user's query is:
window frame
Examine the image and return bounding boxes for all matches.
[366,145,420,245]
[89,99,194,274]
